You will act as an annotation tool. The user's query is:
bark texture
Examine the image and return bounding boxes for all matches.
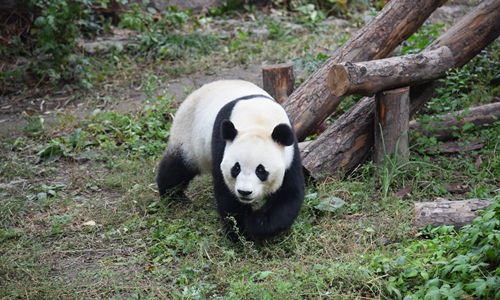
[282,0,448,141]
[410,102,500,141]
[262,62,295,104]
[414,199,494,229]
[301,96,375,179]
[328,47,453,97]
[374,87,410,165]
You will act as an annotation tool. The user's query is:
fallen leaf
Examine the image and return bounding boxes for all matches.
[395,186,413,198]
[82,220,96,226]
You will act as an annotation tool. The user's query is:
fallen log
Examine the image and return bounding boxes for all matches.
[433,138,484,153]
[414,198,494,229]
[302,0,500,180]
[328,46,453,97]
[262,62,295,104]
[410,102,500,141]
[283,0,448,141]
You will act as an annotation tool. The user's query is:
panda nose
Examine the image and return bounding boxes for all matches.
[238,190,252,197]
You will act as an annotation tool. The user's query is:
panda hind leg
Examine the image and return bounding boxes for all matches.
[156,147,198,202]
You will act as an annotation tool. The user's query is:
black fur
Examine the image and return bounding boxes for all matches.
[271,124,295,146]
[212,98,305,242]
[156,147,198,201]
[221,119,237,141]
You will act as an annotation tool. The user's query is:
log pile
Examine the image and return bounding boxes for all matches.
[299,0,500,180]
[282,0,449,141]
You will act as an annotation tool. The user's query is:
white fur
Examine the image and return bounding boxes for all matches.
[169,80,294,203]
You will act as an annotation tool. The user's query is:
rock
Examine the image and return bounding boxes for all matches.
[81,38,130,54]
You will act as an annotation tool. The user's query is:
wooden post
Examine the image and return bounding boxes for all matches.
[262,62,294,104]
[374,87,410,165]
[414,199,494,229]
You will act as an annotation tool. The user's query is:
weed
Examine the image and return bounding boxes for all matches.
[48,208,78,235]
[292,45,329,77]
[379,125,442,199]
[36,128,95,163]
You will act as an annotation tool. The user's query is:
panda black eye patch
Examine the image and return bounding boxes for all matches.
[231,162,241,178]
[255,164,269,181]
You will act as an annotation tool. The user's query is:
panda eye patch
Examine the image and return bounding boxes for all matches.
[231,162,241,178]
[255,164,269,181]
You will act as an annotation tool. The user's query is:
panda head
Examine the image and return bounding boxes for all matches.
[220,119,295,204]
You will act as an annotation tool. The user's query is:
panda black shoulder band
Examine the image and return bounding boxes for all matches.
[232,94,276,102]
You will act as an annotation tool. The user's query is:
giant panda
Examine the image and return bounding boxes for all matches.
[156,80,304,241]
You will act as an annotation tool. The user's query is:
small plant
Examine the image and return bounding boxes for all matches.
[293,4,326,25]
[22,115,45,135]
[29,0,99,87]
[118,3,150,32]
[48,208,78,235]
[379,125,441,199]
[86,82,177,158]
[292,46,329,77]
[37,128,95,163]
[399,22,444,55]
[364,192,500,299]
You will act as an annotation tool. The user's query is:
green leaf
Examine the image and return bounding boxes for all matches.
[466,279,487,297]
[424,286,440,300]
[420,270,429,281]
[37,192,47,201]
[314,197,346,212]
[258,271,273,280]
[395,255,406,266]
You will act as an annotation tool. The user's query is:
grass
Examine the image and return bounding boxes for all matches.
[1,3,500,299]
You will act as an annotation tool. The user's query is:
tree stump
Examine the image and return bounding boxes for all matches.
[262,62,294,104]
[374,87,410,165]
[414,199,494,229]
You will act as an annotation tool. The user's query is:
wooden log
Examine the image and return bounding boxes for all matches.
[374,87,410,165]
[410,102,500,141]
[328,46,453,97]
[302,0,500,180]
[301,96,375,179]
[410,0,500,116]
[262,62,295,104]
[414,198,494,229]
[282,0,448,141]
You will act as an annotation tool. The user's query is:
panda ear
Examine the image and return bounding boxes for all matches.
[272,124,294,147]
[221,119,238,141]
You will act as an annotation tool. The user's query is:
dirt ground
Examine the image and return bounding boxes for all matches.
[0,64,265,132]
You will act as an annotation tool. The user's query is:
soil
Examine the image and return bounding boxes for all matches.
[0,64,265,131]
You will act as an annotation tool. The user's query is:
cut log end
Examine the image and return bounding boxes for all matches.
[328,65,349,97]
